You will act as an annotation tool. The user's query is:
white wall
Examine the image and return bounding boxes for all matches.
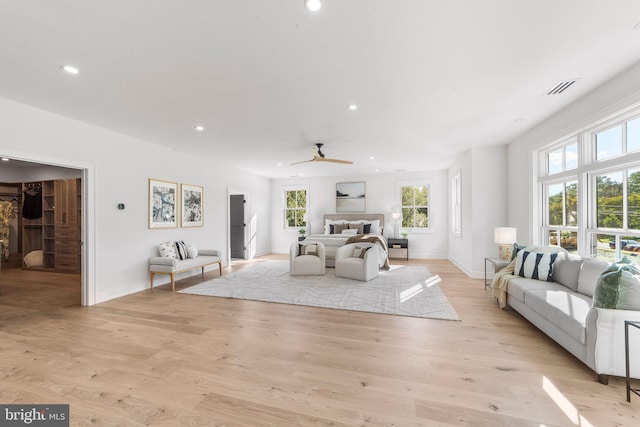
[270,170,449,258]
[508,61,640,244]
[447,145,508,277]
[0,97,271,304]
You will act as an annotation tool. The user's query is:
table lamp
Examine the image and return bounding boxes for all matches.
[494,227,517,261]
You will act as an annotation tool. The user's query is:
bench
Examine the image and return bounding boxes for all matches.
[149,249,222,292]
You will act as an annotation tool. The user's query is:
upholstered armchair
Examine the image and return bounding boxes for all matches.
[290,241,326,276]
[335,242,379,281]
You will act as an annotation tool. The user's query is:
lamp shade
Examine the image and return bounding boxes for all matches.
[494,227,517,244]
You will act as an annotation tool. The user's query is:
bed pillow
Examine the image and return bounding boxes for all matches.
[514,250,559,282]
[348,223,364,234]
[593,257,640,310]
[332,223,349,234]
[158,241,177,258]
[324,219,347,234]
[341,229,358,235]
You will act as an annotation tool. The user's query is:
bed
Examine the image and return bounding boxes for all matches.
[304,214,388,268]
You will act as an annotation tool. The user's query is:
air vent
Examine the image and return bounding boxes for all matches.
[547,80,576,95]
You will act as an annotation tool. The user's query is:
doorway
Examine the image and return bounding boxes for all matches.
[229,194,245,260]
[0,156,92,306]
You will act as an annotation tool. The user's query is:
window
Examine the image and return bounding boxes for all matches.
[546,141,577,175]
[535,107,640,261]
[451,174,461,236]
[595,115,640,161]
[400,183,430,230]
[543,180,578,252]
[283,187,307,228]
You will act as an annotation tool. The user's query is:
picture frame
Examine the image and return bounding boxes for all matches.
[181,183,204,228]
[149,179,178,229]
[336,181,366,213]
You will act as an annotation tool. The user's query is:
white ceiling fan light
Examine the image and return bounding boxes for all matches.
[305,0,322,12]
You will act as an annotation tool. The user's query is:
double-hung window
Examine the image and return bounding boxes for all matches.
[283,186,308,229]
[399,182,430,230]
[536,109,640,261]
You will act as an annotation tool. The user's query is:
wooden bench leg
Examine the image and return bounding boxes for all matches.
[171,273,176,292]
[218,261,222,276]
[150,272,155,290]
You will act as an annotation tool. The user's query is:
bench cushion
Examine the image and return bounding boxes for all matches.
[149,255,220,273]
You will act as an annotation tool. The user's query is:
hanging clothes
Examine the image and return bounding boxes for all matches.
[22,189,42,219]
[0,200,14,259]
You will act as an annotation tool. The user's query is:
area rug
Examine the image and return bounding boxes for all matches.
[179,260,459,320]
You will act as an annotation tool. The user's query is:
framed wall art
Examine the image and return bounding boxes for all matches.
[181,183,204,227]
[149,179,178,229]
[336,181,366,213]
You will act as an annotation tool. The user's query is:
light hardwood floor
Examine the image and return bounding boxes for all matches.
[0,256,638,426]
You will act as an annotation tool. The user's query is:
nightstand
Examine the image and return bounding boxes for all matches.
[484,257,509,289]
[387,238,409,260]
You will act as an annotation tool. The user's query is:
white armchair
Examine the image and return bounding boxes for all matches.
[335,242,379,281]
[290,241,326,276]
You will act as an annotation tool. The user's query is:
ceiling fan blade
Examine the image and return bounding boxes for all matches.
[290,159,315,165]
[320,158,353,164]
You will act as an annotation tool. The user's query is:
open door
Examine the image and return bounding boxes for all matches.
[229,194,245,259]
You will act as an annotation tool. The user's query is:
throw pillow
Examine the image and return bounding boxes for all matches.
[577,258,610,297]
[552,254,583,291]
[158,241,177,258]
[363,223,372,234]
[175,241,188,260]
[341,229,358,235]
[186,246,198,259]
[593,257,640,310]
[514,250,559,282]
[510,243,527,261]
[352,245,369,258]
[304,244,318,256]
[349,223,364,234]
[333,224,348,234]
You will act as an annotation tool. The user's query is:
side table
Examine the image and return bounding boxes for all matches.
[626,320,640,402]
[484,257,509,290]
[387,238,409,261]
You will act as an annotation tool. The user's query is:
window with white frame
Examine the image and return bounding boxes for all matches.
[536,108,640,261]
[399,182,430,230]
[283,186,308,229]
[451,173,461,236]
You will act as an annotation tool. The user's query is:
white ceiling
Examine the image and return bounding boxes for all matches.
[2,1,640,178]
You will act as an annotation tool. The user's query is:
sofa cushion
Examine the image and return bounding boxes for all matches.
[507,277,567,304]
[552,254,583,291]
[514,250,559,282]
[593,257,640,310]
[158,241,177,258]
[525,289,592,344]
[577,258,609,297]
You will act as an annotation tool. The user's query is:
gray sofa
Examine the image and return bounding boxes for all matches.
[495,247,640,383]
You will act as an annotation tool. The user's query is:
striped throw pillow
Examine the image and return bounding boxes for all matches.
[175,241,188,260]
[515,250,559,282]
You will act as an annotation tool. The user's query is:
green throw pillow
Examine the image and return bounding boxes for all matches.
[510,243,527,261]
[593,257,640,310]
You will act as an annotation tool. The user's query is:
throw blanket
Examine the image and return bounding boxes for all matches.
[345,234,390,270]
[491,258,517,308]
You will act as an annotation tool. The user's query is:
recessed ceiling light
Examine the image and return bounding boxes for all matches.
[375,169,380,172]
[1,157,9,162]
[195,125,204,131]
[305,0,322,12]
[348,104,358,111]
[369,156,375,160]
[277,163,282,167]
[62,65,79,75]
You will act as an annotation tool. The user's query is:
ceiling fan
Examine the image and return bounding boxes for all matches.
[291,143,353,165]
